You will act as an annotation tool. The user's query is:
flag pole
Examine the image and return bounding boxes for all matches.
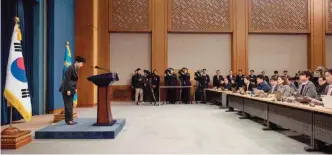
[9,106,13,128]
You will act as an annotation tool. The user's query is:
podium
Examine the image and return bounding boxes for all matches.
[87,73,119,126]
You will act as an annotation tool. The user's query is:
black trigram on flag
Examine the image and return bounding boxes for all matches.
[21,89,30,98]
[14,42,22,52]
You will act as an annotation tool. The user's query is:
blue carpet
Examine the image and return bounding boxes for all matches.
[35,118,126,139]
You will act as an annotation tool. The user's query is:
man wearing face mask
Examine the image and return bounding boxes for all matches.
[165,68,178,104]
[213,70,224,89]
[131,69,138,101]
[200,69,210,103]
[152,70,160,102]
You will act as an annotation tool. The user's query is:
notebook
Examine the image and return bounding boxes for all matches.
[322,96,332,109]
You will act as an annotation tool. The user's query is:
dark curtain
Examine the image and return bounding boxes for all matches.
[1,0,35,125]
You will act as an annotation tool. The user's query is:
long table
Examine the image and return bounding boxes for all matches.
[206,89,332,151]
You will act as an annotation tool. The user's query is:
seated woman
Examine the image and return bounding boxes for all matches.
[277,76,292,97]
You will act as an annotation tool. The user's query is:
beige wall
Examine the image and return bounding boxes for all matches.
[110,33,151,85]
[248,34,307,77]
[326,35,332,69]
[168,33,232,76]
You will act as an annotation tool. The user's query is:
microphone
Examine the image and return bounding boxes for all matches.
[94,66,111,72]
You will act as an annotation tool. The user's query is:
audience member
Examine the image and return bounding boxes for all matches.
[277,76,292,97]
[297,70,318,99]
[236,70,245,87]
[256,74,271,93]
[269,76,278,94]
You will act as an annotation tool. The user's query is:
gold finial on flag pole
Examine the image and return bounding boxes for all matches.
[14,16,20,25]
[14,16,22,41]
[66,41,69,46]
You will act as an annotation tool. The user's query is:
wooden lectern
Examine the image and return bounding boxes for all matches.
[87,72,119,126]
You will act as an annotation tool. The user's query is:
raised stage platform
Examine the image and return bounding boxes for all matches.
[35,118,125,139]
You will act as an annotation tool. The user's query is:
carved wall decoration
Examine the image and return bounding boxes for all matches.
[168,0,232,32]
[328,0,332,33]
[249,0,309,33]
[109,0,151,32]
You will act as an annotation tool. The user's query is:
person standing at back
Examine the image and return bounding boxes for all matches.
[200,69,210,103]
[134,68,145,105]
[166,68,178,104]
[213,70,223,88]
[179,68,191,104]
[261,71,270,85]
[59,56,85,125]
[236,70,245,87]
[226,70,234,82]
[249,70,257,86]
[131,69,138,101]
[271,70,279,79]
[152,70,160,102]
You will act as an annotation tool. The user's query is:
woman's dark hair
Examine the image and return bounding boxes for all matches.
[75,56,86,63]
[278,76,288,85]
[244,76,250,81]
[319,76,326,80]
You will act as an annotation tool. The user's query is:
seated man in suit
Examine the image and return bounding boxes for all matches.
[296,70,318,99]
[243,76,254,92]
[222,78,231,90]
[316,77,329,96]
[297,70,318,98]
[213,70,224,88]
[269,76,278,94]
[256,74,271,93]
[308,69,332,105]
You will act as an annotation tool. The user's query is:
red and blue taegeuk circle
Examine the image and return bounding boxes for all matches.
[10,57,27,83]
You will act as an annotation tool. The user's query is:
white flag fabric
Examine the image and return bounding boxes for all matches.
[3,24,32,122]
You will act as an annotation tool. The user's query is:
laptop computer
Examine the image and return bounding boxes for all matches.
[322,96,332,109]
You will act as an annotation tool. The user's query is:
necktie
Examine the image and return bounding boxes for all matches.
[299,84,305,95]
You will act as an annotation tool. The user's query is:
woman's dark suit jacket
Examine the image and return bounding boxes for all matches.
[59,65,78,94]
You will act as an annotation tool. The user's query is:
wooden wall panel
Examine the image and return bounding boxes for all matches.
[168,0,232,32]
[232,0,248,74]
[327,0,332,33]
[109,0,152,32]
[308,0,325,69]
[249,0,309,33]
[75,0,96,107]
[152,0,168,82]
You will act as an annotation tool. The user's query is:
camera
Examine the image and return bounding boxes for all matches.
[144,70,153,79]
[194,70,202,81]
